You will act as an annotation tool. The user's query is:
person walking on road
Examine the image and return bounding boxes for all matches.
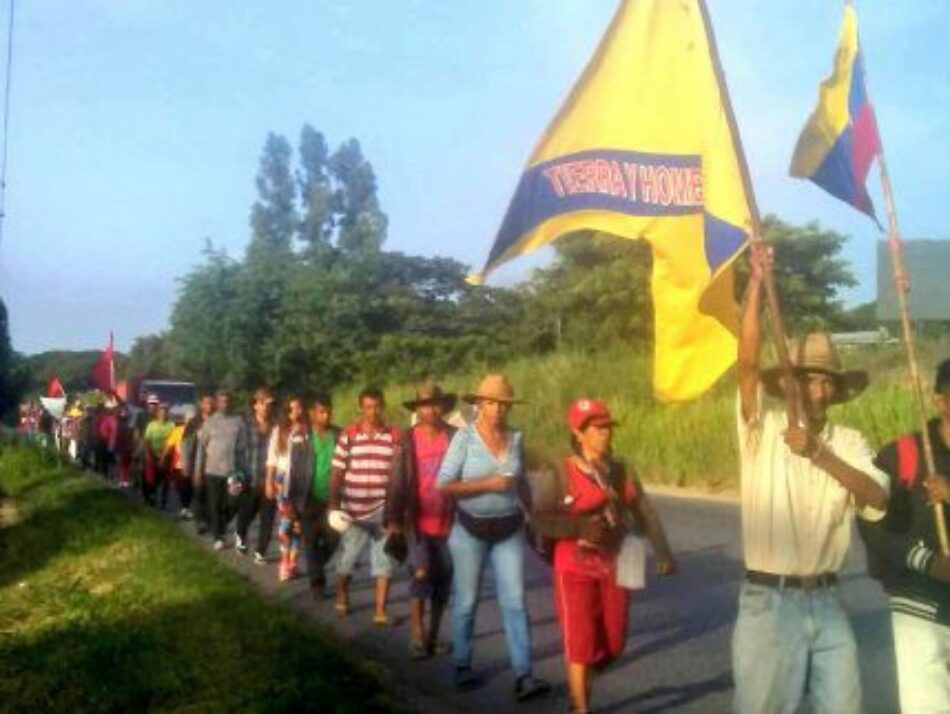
[437,374,550,702]
[182,394,214,532]
[859,357,950,714]
[328,387,401,625]
[532,398,676,714]
[235,389,277,560]
[163,405,196,519]
[389,381,458,659]
[143,402,175,508]
[266,395,314,582]
[301,392,341,599]
[733,244,890,714]
[196,389,247,551]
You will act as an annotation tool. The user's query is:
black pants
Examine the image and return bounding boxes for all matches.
[206,474,236,540]
[300,499,339,588]
[160,470,193,510]
[236,488,276,555]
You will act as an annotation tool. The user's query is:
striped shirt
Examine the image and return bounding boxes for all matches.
[333,424,400,521]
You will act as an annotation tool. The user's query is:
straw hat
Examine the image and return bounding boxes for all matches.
[462,373,523,405]
[761,332,868,405]
[403,379,457,412]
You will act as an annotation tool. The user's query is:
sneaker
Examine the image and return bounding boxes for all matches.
[409,640,429,660]
[179,508,194,521]
[253,551,267,566]
[213,539,225,552]
[235,536,248,556]
[454,667,482,692]
[514,674,550,702]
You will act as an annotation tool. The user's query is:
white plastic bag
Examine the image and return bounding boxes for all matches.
[615,533,647,590]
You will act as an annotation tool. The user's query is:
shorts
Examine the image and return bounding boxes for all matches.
[335,517,395,579]
[554,567,629,666]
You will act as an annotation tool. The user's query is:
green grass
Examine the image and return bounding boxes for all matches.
[0,439,403,714]
[333,336,949,491]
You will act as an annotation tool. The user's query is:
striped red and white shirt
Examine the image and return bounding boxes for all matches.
[333,423,400,521]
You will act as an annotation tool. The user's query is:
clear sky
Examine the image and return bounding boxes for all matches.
[1,0,947,354]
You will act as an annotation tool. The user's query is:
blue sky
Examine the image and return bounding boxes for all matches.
[1,0,948,354]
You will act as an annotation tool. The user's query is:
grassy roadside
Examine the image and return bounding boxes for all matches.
[0,440,403,714]
[332,337,948,491]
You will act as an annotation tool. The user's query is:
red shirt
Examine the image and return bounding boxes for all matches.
[553,457,638,577]
[413,427,453,536]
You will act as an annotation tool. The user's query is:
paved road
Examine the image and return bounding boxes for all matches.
[164,490,897,714]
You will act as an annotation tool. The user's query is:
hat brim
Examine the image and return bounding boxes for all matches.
[761,366,869,405]
[461,393,525,405]
[402,394,458,412]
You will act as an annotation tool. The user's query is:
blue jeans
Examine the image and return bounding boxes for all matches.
[448,521,533,677]
[732,581,861,714]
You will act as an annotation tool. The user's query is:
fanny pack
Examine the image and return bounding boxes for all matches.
[457,509,524,544]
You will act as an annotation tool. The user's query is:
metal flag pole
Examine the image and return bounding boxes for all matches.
[877,153,949,555]
[697,0,802,427]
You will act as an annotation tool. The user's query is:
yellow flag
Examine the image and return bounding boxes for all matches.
[471,0,753,401]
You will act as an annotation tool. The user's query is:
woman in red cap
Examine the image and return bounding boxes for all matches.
[533,398,677,714]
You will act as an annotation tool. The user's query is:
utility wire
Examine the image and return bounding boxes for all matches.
[0,0,14,249]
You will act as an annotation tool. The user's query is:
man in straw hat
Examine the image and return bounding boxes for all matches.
[858,358,950,713]
[733,244,890,714]
[388,380,459,659]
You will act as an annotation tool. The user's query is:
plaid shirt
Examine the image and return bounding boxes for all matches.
[245,415,272,489]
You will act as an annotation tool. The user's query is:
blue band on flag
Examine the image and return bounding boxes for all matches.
[703,213,747,274]
[488,149,706,266]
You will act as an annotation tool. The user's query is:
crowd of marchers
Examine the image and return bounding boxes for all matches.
[17,246,950,714]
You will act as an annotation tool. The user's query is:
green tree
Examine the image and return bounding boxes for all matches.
[248,133,297,261]
[0,298,28,418]
[736,215,857,331]
[522,232,654,352]
[126,332,174,378]
[329,139,387,256]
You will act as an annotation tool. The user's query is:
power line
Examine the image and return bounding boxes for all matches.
[0,0,14,250]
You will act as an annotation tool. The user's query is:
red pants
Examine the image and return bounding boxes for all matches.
[554,567,629,666]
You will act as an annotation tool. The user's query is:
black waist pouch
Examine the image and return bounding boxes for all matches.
[457,509,524,544]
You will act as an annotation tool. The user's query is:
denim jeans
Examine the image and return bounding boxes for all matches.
[732,581,861,714]
[335,517,395,578]
[448,521,533,677]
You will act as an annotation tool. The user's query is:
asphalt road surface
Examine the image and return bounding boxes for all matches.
[167,489,897,714]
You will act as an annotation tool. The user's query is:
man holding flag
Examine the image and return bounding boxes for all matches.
[735,244,889,714]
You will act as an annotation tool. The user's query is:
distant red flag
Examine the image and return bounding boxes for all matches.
[47,375,65,398]
[88,333,115,392]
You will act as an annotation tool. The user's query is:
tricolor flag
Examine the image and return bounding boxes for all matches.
[790,4,881,221]
[470,0,753,401]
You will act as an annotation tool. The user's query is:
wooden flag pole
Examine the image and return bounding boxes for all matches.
[877,154,949,555]
[697,0,802,427]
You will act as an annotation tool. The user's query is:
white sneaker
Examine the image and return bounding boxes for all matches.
[213,539,225,552]
[253,551,266,565]
[235,536,248,555]
[180,508,194,521]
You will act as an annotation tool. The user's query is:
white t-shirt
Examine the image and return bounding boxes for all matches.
[738,388,889,576]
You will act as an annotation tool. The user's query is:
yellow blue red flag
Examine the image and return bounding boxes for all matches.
[470,0,753,401]
[790,5,881,221]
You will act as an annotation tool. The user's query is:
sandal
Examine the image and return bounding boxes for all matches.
[334,601,349,617]
[372,612,390,627]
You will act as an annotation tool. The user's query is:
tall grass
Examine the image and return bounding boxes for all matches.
[333,337,948,491]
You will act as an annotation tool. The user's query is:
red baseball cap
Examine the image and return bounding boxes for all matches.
[567,398,618,431]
